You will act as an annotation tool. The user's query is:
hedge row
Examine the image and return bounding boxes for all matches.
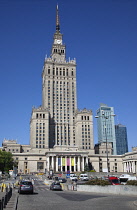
[83,180,137,186]
[126,180,137,186]
[84,179,111,186]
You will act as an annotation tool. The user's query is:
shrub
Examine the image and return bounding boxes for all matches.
[85,179,111,186]
[126,180,137,186]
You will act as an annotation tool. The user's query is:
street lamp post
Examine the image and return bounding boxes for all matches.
[95,113,115,173]
[104,116,109,173]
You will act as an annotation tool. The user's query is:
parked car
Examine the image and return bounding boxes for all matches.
[54,176,59,181]
[109,176,120,185]
[18,180,33,194]
[80,174,89,181]
[119,174,137,184]
[70,174,78,181]
[58,177,67,183]
[50,182,62,191]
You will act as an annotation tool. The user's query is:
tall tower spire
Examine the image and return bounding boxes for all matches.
[56,4,60,32]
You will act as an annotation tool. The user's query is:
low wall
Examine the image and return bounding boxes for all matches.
[77,185,137,196]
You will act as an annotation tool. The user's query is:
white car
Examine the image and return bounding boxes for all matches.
[80,174,89,181]
[70,174,78,181]
[119,174,137,184]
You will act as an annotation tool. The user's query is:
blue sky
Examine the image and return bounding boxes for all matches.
[0,0,137,152]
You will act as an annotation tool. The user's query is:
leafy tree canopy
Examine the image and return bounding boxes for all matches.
[0,150,14,173]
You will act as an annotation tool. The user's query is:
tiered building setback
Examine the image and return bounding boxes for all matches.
[28,5,94,173]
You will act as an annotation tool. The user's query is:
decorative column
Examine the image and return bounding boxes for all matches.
[61,156,62,172]
[74,156,76,172]
[51,156,54,170]
[132,161,135,173]
[47,156,49,171]
[86,156,88,165]
[70,156,71,173]
[56,156,58,172]
[127,162,129,172]
[135,161,137,173]
[130,161,132,173]
[129,161,131,173]
[124,162,126,172]
[82,157,84,171]
[65,156,67,172]
[78,156,80,171]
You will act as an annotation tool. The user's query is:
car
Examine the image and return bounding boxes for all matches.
[18,180,33,194]
[80,174,89,181]
[54,176,59,181]
[119,174,137,184]
[58,177,67,183]
[50,182,62,191]
[109,176,120,185]
[70,174,78,181]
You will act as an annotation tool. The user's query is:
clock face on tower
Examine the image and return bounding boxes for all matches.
[57,40,61,44]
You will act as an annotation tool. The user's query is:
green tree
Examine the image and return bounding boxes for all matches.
[84,163,90,172]
[0,150,14,173]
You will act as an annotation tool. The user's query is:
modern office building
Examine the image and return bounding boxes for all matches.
[96,103,117,155]
[115,124,128,155]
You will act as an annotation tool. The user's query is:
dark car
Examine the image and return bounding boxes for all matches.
[50,182,62,191]
[19,180,33,194]
[58,177,67,183]
[54,176,59,181]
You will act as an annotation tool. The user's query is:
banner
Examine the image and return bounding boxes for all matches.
[58,158,61,166]
[62,158,66,166]
[71,158,74,166]
[67,158,70,166]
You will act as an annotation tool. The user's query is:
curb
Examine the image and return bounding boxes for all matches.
[133,201,137,207]
[5,189,18,210]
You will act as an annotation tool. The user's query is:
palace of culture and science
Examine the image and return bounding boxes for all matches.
[1,6,137,175]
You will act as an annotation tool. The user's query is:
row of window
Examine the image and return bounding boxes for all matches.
[48,67,74,77]
[36,134,45,137]
[99,158,117,161]
[9,149,19,152]
[36,145,45,148]
[81,116,90,121]
[20,157,43,161]
[36,139,45,142]
[53,48,64,54]
[36,113,45,119]
[82,124,90,127]
[82,142,91,145]
[82,146,91,149]
[36,130,45,133]
[36,123,45,126]
[82,132,90,134]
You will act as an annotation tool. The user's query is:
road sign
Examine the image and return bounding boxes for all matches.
[66,174,70,178]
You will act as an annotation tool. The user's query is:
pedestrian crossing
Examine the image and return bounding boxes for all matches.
[33,179,50,192]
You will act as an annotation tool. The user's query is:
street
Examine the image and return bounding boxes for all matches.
[16,177,137,210]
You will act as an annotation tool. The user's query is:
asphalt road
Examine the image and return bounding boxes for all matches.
[17,177,137,210]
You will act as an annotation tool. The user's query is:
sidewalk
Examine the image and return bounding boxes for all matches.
[0,188,18,210]
[134,200,137,207]
[6,189,18,210]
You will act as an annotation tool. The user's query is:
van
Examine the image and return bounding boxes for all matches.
[80,174,89,181]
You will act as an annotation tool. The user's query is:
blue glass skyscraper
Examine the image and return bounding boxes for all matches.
[96,103,117,155]
[115,124,128,155]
